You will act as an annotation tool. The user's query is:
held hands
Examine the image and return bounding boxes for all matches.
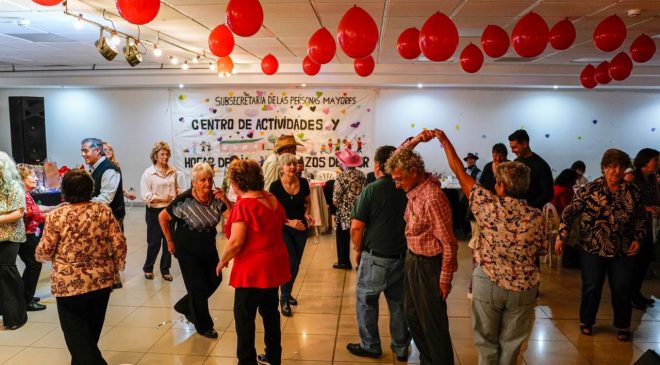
[627,241,640,256]
[414,130,435,144]
[287,219,306,231]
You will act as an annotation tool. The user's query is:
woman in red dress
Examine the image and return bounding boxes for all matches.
[217,159,290,365]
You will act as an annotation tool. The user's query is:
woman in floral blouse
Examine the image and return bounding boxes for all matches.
[431,129,546,365]
[36,169,127,364]
[555,149,645,342]
[0,151,27,330]
[333,148,366,269]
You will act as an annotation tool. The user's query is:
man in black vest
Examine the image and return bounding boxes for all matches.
[80,138,126,226]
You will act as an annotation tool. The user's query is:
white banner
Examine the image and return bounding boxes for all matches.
[171,88,377,187]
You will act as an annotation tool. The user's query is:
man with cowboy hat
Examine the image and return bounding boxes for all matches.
[464,152,481,180]
[263,134,303,191]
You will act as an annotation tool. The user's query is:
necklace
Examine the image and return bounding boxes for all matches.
[192,189,211,206]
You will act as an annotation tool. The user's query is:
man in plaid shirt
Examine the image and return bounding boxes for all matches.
[386,130,458,365]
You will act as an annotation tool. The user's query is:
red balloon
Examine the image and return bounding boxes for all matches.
[481,25,509,58]
[419,12,459,62]
[594,61,611,84]
[337,6,379,59]
[354,55,375,77]
[609,52,633,81]
[593,15,626,52]
[226,0,263,37]
[32,0,62,5]
[217,56,234,75]
[302,55,320,76]
[261,54,278,75]
[549,19,576,50]
[580,64,597,89]
[308,28,336,65]
[460,43,484,73]
[511,12,549,58]
[208,24,235,57]
[116,0,160,25]
[397,28,421,60]
[630,34,656,63]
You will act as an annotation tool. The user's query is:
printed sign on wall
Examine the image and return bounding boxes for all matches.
[171,88,377,185]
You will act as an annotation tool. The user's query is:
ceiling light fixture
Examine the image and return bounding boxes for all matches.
[153,44,162,57]
[417,83,423,88]
[553,85,559,90]
[179,84,184,88]
[95,27,118,61]
[123,36,142,67]
[169,55,179,65]
[209,62,217,72]
[192,55,200,64]
[181,60,189,70]
[109,30,121,47]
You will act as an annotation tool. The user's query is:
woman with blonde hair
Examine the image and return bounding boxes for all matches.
[0,151,27,330]
[159,162,231,338]
[140,141,179,281]
[269,153,314,316]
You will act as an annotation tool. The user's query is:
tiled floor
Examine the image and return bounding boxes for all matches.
[2,206,660,364]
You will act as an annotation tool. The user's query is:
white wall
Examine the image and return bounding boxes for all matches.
[377,89,659,180]
[0,87,658,201]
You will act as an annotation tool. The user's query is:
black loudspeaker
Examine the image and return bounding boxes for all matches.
[635,350,660,365]
[9,96,47,164]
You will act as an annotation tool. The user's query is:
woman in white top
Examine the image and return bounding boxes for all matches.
[140,141,179,281]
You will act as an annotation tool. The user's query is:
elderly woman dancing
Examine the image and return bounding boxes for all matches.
[431,130,546,365]
[36,169,127,364]
[556,149,645,341]
[159,162,231,339]
[218,159,291,365]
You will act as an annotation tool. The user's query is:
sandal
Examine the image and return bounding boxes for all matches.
[617,329,631,342]
[579,324,592,336]
[144,272,154,280]
[163,274,173,282]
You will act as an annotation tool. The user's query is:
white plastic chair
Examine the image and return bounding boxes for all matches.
[316,170,336,182]
[543,202,560,268]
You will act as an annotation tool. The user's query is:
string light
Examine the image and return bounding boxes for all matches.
[73,14,84,30]
[169,55,179,65]
[192,55,200,64]
[181,60,189,70]
[153,44,162,57]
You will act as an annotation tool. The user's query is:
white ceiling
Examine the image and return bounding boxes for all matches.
[0,0,658,88]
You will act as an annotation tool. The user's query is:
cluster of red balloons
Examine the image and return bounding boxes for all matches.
[581,16,656,89]
[31,0,62,6]
[207,0,265,75]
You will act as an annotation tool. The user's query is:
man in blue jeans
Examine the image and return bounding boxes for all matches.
[346,145,411,361]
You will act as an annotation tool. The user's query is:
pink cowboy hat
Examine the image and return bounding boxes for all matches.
[335,148,362,167]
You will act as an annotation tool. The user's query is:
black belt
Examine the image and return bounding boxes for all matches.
[366,249,404,259]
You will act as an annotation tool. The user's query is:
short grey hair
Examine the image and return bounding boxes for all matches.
[495,161,530,199]
[278,153,298,169]
[191,162,214,182]
[81,138,104,156]
[385,148,425,175]
[0,151,22,196]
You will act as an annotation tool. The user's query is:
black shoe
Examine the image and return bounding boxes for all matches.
[197,329,218,339]
[7,318,27,330]
[26,300,46,311]
[396,353,409,362]
[333,263,352,270]
[637,294,655,306]
[112,282,123,289]
[32,296,40,302]
[287,297,298,306]
[280,300,292,317]
[346,343,381,358]
[256,354,271,365]
[632,299,648,310]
